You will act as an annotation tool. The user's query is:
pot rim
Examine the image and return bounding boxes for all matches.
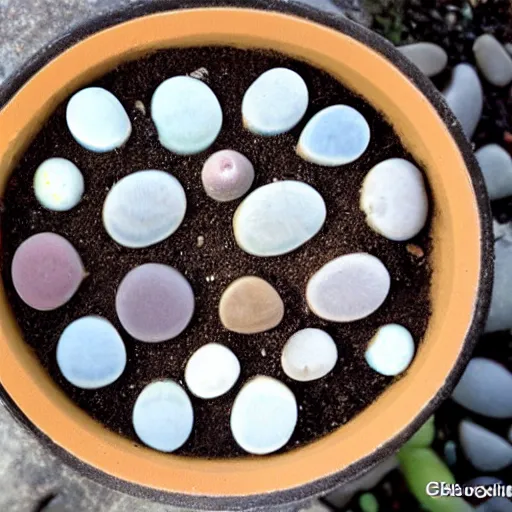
[0,1,493,510]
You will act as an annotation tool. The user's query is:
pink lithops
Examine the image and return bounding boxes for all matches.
[116,263,195,342]
[11,233,85,311]
[201,149,255,202]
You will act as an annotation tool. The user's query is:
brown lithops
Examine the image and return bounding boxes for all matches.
[219,276,284,334]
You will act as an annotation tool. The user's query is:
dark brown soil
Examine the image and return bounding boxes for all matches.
[1,47,432,458]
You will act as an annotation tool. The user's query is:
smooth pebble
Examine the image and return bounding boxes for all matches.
[66,87,131,152]
[233,180,326,257]
[444,440,457,467]
[459,420,512,471]
[477,498,512,512]
[133,380,193,452]
[365,324,415,376]
[151,76,222,154]
[242,67,309,135]
[297,105,370,166]
[230,376,297,455]
[452,357,512,418]
[475,144,512,200]
[398,42,448,77]
[103,170,186,248]
[56,316,126,389]
[473,34,512,87]
[443,64,483,139]
[202,150,254,202]
[185,343,240,399]
[116,263,194,342]
[281,328,338,382]
[361,158,429,241]
[12,233,85,311]
[219,276,284,334]
[33,158,84,211]
[306,253,390,322]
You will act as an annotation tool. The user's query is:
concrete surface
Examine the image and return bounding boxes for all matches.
[0,1,370,511]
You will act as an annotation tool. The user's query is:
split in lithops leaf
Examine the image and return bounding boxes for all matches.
[103,170,187,249]
[242,67,309,135]
[133,380,194,453]
[11,233,85,311]
[185,343,241,399]
[33,158,84,211]
[230,376,297,455]
[151,76,222,155]
[56,316,127,389]
[233,180,326,257]
[66,87,132,152]
[116,263,195,342]
[297,105,371,166]
[202,150,255,202]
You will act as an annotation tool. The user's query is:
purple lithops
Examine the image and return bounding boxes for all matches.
[201,150,255,202]
[116,263,195,342]
[11,233,85,311]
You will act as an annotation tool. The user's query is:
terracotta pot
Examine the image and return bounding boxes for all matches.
[0,1,493,510]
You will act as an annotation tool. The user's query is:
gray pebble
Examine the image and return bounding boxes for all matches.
[473,34,512,87]
[443,440,457,466]
[476,498,512,512]
[475,144,512,200]
[398,42,448,77]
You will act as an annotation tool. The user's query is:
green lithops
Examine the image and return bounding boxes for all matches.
[402,416,436,451]
[359,492,379,512]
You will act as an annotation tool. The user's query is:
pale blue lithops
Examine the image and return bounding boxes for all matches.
[242,68,309,135]
[297,105,371,166]
[66,87,131,152]
[185,343,241,399]
[56,316,126,389]
[230,376,297,455]
[116,263,194,342]
[233,180,326,257]
[365,324,415,376]
[281,328,338,382]
[33,158,84,211]
[103,170,186,248]
[361,159,429,241]
[133,380,193,452]
[306,253,390,322]
[151,76,222,155]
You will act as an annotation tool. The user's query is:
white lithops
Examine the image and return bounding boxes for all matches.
[233,180,326,257]
[297,105,370,166]
[133,380,194,453]
[306,253,391,322]
[230,376,297,455]
[361,158,429,241]
[103,170,186,248]
[151,76,222,155]
[365,324,415,376]
[242,68,309,135]
[185,343,241,399]
[33,158,85,211]
[66,87,132,152]
[56,316,126,389]
[281,328,338,382]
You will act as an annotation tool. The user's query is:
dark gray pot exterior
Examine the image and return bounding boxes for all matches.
[0,1,494,511]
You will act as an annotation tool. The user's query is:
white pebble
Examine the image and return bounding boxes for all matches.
[185,343,240,399]
[459,420,512,471]
[281,328,338,382]
[103,170,186,248]
[133,380,193,452]
[66,87,131,152]
[56,316,126,389]
[234,180,326,257]
[398,42,448,77]
[242,68,309,135]
[475,144,512,200]
[365,324,415,376]
[473,34,512,87]
[230,376,297,455]
[361,158,429,241]
[306,253,391,322]
[33,158,84,211]
[297,105,370,166]
[151,76,222,155]
[452,358,512,418]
